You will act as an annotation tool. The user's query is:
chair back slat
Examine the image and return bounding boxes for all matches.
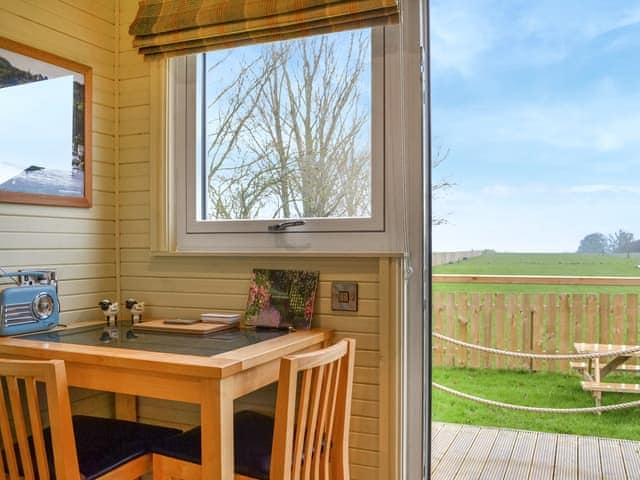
[271,359,298,480]
[0,378,20,479]
[7,376,36,480]
[0,431,6,480]
[291,367,312,480]
[301,365,325,480]
[330,346,355,479]
[271,338,356,480]
[311,361,335,479]
[323,357,342,479]
[25,378,51,480]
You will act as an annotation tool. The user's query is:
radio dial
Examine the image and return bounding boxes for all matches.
[32,293,55,320]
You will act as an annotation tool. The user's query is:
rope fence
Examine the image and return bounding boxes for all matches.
[432,382,640,414]
[432,331,640,360]
[432,331,640,413]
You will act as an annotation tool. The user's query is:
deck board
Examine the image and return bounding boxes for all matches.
[434,425,480,479]
[578,435,601,479]
[504,430,536,479]
[431,422,640,480]
[600,438,626,479]
[479,428,517,479]
[555,434,578,480]
[620,440,640,478]
[454,427,499,479]
[431,422,462,469]
[528,432,556,480]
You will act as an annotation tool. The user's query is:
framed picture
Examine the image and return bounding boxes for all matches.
[0,37,92,207]
[244,269,320,330]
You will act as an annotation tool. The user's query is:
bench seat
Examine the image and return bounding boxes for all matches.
[570,361,640,373]
[581,381,640,394]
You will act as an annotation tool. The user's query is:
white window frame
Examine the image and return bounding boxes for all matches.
[168,27,406,254]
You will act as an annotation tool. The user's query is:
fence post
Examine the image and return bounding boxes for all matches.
[521,294,532,371]
[531,294,544,371]
[458,292,469,367]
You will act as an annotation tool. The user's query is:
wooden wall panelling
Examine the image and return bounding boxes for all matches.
[1,0,118,419]
[0,0,117,327]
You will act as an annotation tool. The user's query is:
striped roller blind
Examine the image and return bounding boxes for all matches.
[129,0,400,59]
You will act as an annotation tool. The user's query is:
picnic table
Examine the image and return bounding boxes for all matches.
[572,343,640,407]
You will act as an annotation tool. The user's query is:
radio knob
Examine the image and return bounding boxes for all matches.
[32,293,55,320]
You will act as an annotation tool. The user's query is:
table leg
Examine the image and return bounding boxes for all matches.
[115,393,137,421]
[593,358,602,410]
[200,377,234,480]
[585,358,594,381]
[600,355,631,378]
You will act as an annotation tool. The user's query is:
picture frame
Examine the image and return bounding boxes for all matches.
[244,269,320,330]
[0,37,92,207]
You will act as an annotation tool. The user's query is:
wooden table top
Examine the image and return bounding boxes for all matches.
[0,320,332,379]
[573,342,640,355]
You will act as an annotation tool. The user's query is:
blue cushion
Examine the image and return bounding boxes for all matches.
[9,415,181,480]
[70,415,182,479]
[153,410,274,480]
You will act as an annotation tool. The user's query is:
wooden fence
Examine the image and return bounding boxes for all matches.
[432,276,640,373]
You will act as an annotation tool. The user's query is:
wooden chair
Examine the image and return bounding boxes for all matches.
[0,358,181,480]
[153,338,356,480]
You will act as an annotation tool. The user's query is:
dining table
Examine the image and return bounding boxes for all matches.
[0,320,332,479]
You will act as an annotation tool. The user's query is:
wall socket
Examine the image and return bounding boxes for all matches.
[331,282,358,311]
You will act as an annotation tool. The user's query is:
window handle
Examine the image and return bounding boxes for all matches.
[268,220,306,232]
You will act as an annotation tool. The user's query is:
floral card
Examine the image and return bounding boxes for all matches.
[244,269,319,330]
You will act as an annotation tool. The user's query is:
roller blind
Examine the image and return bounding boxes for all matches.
[129,0,399,58]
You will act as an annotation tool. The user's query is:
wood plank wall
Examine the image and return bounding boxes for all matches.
[116,2,395,478]
[0,1,117,323]
[0,0,117,413]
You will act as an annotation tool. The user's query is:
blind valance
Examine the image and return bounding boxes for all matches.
[129,0,399,59]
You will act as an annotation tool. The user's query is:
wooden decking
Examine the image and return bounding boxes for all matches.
[431,422,640,479]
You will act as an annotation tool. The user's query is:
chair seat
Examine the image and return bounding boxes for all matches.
[71,415,182,479]
[153,410,274,480]
[37,415,180,480]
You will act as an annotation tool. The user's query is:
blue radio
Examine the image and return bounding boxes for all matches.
[0,271,59,336]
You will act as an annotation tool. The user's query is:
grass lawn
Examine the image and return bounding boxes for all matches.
[432,366,640,440]
[432,252,640,294]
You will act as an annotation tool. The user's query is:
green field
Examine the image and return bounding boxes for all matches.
[431,252,640,440]
[432,252,640,294]
[432,367,640,441]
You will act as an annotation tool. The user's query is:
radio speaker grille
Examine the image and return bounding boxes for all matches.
[2,303,37,326]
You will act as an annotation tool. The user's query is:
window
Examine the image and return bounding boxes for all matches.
[167,27,406,253]
[194,30,381,231]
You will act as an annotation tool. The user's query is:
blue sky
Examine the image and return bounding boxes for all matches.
[430,0,640,252]
[0,76,72,184]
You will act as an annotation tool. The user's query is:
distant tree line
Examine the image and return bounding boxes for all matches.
[577,230,640,255]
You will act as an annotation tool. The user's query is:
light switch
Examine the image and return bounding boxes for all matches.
[331,282,358,311]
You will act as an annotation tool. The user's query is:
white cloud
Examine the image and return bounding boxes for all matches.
[480,184,549,197]
[431,1,640,74]
[566,184,640,195]
[473,183,640,197]
[430,3,495,76]
[434,92,640,155]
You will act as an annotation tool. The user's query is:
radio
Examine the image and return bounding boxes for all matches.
[0,270,59,336]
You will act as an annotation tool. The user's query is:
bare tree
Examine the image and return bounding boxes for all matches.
[204,31,371,220]
[431,143,455,226]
